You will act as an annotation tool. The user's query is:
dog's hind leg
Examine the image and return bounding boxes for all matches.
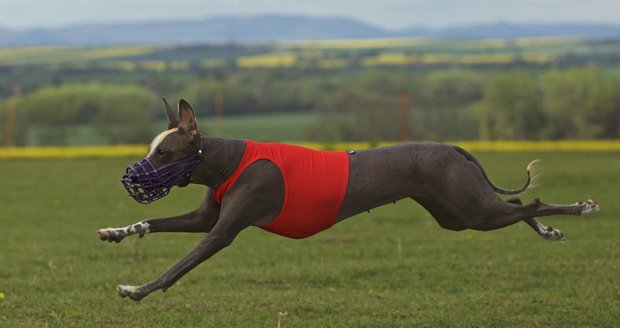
[467,198,598,232]
[506,197,564,241]
[411,196,467,231]
[98,192,220,243]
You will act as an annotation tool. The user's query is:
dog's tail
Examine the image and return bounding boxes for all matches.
[453,146,540,195]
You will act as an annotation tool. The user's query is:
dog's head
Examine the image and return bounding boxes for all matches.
[121,98,203,204]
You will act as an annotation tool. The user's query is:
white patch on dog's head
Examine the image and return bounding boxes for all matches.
[147,128,178,158]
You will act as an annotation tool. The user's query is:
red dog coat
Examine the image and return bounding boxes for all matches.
[213,140,349,239]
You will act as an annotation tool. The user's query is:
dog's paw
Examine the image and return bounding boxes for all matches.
[541,226,565,241]
[579,199,599,215]
[97,228,127,243]
[117,284,146,301]
[97,222,149,243]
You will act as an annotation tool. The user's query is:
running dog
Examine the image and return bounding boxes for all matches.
[97,98,599,301]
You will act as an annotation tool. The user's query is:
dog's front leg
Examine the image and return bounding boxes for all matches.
[116,203,255,301]
[97,211,205,243]
[98,192,220,242]
[117,232,235,301]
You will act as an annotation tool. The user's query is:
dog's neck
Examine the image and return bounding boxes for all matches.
[190,136,246,189]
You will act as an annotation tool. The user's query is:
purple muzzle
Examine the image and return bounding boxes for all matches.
[121,151,202,204]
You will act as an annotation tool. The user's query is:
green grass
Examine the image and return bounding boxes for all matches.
[1,151,619,327]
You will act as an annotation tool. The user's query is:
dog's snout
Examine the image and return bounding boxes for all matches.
[120,154,201,204]
[121,172,139,184]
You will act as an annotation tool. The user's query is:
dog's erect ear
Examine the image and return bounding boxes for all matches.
[163,97,179,129]
[178,98,199,141]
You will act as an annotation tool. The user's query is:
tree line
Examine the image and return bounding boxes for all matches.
[2,84,159,145]
[1,66,618,145]
[311,67,620,142]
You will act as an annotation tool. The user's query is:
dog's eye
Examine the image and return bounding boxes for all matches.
[157,148,166,157]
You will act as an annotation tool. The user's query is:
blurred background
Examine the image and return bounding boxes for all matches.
[1,0,619,147]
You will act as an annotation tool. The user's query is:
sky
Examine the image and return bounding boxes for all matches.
[0,0,619,30]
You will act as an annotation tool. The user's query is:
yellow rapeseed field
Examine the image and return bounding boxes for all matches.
[1,140,618,159]
[236,52,296,68]
[362,53,557,66]
[0,45,156,66]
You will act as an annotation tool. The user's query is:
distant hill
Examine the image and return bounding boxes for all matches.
[427,22,620,39]
[1,15,620,46]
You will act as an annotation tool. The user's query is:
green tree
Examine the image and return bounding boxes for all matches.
[183,71,314,117]
[474,71,542,140]
[93,86,159,144]
[415,70,483,140]
[540,67,619,139]
[12,83,157,145]
[311,87,400,142]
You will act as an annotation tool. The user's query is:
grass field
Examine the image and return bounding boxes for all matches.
[1,151,619,327]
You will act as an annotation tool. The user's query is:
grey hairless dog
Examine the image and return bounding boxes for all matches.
[98,98,599,301]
